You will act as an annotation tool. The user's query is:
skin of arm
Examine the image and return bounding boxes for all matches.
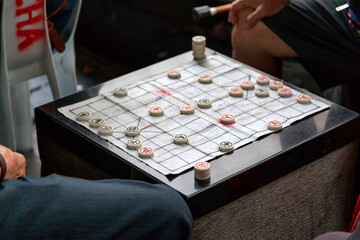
[0,145,26,180]
[228,0,289,28]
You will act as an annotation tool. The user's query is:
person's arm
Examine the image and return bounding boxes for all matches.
[0,145,26,181]
[228,0,288,28]
[0,152,6,182]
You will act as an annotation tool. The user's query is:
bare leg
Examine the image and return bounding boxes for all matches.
[231,8,298,78]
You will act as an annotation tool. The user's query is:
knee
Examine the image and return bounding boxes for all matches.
[231,24,243,59]
[150,185,194,239]
[231,8,255,59]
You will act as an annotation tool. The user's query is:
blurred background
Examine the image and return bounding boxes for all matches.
[75,0,232,83]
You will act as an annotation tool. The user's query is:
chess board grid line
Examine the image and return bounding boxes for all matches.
[71,90,320,163]
[69,97,106,113]
[113,113,240,172]
[59,55,329,175]
[81,84,316,165]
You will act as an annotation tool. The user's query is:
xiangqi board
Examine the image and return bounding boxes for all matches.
[58,54,329,175]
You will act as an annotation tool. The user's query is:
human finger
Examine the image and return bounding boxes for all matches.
[244,4,267,28]
[0,146,27,179]
[228,0,250,24]
[20,168,26,177]
[14,152,26,178]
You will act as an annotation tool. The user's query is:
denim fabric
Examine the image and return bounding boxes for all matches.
[0,174,193,240]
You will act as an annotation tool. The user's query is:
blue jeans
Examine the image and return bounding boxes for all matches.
[0,174,193,239]
[46,0,77,36]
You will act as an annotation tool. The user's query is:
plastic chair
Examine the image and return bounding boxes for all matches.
[0,0,82,151]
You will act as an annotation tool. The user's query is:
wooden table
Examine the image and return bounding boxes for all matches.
[35,49,360,239]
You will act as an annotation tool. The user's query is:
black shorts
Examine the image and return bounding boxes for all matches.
[262,0,360,90]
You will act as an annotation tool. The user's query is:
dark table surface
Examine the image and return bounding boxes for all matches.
[35,49,360,218]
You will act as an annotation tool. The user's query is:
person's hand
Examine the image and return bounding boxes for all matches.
[228,0,288,29]
[0,145,26,179]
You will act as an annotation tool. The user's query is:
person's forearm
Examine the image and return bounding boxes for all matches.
[0,152,7,182]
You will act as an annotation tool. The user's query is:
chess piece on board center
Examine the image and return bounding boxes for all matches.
[192,36,206,60]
